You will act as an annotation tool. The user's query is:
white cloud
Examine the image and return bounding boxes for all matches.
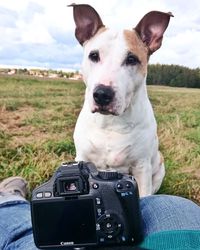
[0,0,199,70]
[19,17,55,44]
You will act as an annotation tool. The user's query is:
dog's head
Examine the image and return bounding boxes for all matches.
[70,4,173,115]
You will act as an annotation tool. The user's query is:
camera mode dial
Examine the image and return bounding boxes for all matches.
[98,170,119,180]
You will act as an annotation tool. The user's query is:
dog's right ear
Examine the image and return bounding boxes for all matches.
[68,4,104,45]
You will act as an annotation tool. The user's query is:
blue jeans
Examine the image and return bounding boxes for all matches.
[0,195,200,249]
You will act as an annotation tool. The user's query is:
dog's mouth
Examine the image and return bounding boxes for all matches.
[92,106,118,116]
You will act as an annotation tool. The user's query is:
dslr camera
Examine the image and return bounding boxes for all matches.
[31,161,143,249]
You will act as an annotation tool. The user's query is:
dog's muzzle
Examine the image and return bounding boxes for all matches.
[93,85,116,115]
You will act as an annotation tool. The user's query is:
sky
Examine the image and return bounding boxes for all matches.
[0,0,200,71]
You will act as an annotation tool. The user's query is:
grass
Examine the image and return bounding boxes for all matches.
[0,75,83,191]
[148,86,200,203]
[0,75,200,204]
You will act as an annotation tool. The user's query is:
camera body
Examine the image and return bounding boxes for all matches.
[31,161,143,249]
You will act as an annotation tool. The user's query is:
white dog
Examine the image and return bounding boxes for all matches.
[70,4,173,197]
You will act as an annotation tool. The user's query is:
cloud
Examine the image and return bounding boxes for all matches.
[0,41,82,70]
[0,7,18,28]
[148,0,200,68]
[0,0,82,70]
[0,0,199,70]
[22,1,44,23]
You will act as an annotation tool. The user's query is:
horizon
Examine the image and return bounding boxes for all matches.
[0,62,199,73]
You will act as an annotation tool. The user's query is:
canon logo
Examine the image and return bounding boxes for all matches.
[60,241,74,246]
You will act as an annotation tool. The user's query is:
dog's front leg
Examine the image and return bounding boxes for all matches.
[131,161,153,197]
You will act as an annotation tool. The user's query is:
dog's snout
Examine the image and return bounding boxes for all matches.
[93,85,115,106]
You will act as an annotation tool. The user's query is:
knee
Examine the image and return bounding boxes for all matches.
[140,195,200,236]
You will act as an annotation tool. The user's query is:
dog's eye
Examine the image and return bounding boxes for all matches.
[88,50,100,63]
[124,52,140,66]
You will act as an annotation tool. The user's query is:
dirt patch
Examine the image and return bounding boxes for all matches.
[0,106,51,146]
[181,166,200,179]
[0,106,34,129]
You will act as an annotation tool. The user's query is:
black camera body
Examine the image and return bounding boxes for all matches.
[31,161,143,249]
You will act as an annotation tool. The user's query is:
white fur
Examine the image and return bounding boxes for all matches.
[74,29,164,197]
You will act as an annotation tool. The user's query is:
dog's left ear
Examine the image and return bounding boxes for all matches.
[68,4,104,45]
[135,11,173,55]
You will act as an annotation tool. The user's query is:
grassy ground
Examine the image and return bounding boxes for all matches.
[0,75,200,204]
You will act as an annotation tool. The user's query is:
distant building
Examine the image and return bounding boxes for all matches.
[8,69,17,75]
[69,73,83,80]
[0,67,82,80]
[48,73,58,78]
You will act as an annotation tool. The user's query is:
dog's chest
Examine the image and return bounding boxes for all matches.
[83,127,138,170]
[74,100,156,171]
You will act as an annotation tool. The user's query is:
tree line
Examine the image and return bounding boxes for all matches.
[147,64,200,88]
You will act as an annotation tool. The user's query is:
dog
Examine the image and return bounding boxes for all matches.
[69,4,173,197]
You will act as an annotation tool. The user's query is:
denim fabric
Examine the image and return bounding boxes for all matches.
[0,198,37,250]
[0,194,199,249]
[140,195,200,236]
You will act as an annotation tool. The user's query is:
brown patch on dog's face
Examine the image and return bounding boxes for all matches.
[123,30,148,76]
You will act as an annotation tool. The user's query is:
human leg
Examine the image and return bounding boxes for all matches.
[0,200,37,250]
[0,177,37,250]
[140,194,200,236]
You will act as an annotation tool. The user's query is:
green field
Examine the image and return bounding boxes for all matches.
[0,75,200,204]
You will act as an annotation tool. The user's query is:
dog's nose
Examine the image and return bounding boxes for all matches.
[93,85,115,106]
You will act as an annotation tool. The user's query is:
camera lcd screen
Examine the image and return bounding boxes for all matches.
[32,198,97,248]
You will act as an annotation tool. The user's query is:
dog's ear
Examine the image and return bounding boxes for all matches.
[68,4,104,45]
[135,11,173,55]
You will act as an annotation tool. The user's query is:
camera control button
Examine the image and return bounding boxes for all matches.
[96,223,100,231]
[97,208,103,217]
[126,182,132,189]
[44,191,52,198]
[96,197,102,205]
[92,183,99,189]
[116,183,123,189]
[107,235,113,239]
[99,237,105,243]
[98,171,118,180]
[106,222,112,228]
[121,236,126,242]
[36,192,43,198]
